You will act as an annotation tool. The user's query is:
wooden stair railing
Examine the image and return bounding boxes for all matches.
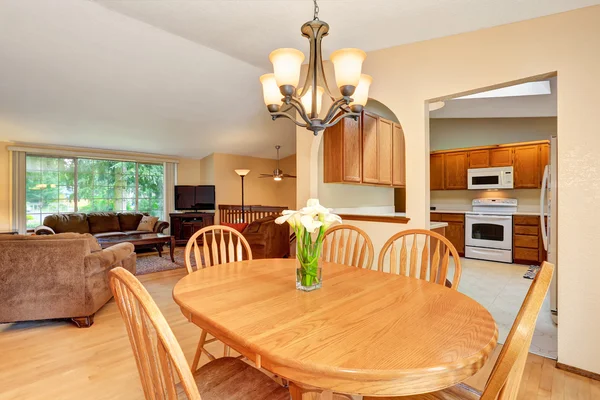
[219,205,288,224]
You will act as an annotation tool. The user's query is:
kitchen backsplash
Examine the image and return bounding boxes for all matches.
[430,189,540,213]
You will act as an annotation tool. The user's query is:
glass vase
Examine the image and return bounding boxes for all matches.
[295,238,323,292]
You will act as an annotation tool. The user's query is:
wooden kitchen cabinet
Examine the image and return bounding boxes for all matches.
[430,154,445,190]
[441,213,465,256]
[323,116,361,183]
[392,123,406,187]
[489,148,514,167]
[513,215,544,265]
[323,110,406,188]
[514,145,540,188]
[539,143,550,187]
[444,152,468,190]
[378,118,393,185]
[469,150,490,168]
[361,111,379,184]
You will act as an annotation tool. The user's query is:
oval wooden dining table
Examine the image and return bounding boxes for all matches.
[173,259,498,399]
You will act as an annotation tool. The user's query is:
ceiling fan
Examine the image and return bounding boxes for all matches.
[259,145,296,181]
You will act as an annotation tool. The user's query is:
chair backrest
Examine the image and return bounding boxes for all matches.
[481,262,554,400]
[184,225,252,274]
[109,267,201,400]
[322,224,375,269]
[377,229,462,289]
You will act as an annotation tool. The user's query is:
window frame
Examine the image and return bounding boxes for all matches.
[25,154,165,229]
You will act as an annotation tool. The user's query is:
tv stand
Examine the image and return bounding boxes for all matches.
[170,212,215,246]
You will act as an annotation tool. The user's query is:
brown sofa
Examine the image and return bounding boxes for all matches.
[241,215,290,259]
[35,212,169,238]
[0,233,136,327]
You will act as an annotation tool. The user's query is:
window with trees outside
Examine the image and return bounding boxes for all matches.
[26,155,164,229]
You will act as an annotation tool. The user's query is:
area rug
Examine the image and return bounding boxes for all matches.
[523,265,540,279]
[135,247,200,276]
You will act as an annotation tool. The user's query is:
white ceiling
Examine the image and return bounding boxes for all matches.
[0,1,596,158]
[431,78,558,118]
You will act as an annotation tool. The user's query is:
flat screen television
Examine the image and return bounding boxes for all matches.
[174,185,216,211]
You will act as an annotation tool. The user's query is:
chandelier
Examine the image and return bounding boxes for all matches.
[260,0,372,135]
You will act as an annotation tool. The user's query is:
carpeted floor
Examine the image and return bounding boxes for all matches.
[135,247,199,275]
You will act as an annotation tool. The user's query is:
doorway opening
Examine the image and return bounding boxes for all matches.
[427,74,558,359]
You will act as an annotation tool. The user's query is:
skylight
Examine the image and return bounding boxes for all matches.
[456,81,551,100]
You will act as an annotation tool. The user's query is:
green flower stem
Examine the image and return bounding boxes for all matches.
[296,225,325,287]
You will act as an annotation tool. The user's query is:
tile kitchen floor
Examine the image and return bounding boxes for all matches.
[449,258,557,359]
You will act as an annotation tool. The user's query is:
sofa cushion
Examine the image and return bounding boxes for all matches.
[43,213,89,234]
[137,215,158,232]
[0,232,101,252]
[87,212,121,234]
[117,212,145,231]
[222,222,249,233]
[93,231,126,238]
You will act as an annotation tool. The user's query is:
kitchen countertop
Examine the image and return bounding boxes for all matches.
[430,222,449,230]
[430,210,541,216]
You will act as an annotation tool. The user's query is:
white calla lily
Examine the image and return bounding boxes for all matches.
[323,213,342,228]
[300,214,323,234]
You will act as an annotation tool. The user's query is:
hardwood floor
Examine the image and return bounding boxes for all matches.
[0,268,598,400]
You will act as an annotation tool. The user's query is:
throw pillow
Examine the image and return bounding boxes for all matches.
[137,216,159,232]
[222,222,249,233]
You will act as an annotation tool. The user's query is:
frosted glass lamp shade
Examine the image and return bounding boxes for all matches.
[269,48,305,88]
[260,74,282,106]
[235,169,250,177]
[300,86,325,115]
[274,176,282,181]
[350,74,372,107]
[330,48,366,89]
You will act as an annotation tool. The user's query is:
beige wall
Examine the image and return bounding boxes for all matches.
[212,153,296,221]
[176,158,202,185]
[430,117,557,151]
[278,154,297,210]
[297,6,600,373]
[0,142,12,231]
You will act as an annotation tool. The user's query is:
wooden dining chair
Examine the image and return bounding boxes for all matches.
[378,229,462,289]
[184,225,252,371]
[364,261,554,400]
[108,267,288,400]
[323,224,375,269]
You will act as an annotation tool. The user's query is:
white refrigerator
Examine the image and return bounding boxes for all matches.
[540,136,558,325]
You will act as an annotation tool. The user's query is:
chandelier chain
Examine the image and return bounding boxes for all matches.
[313,0,319,20]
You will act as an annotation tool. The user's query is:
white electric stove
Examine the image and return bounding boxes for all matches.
[465,198,517,263]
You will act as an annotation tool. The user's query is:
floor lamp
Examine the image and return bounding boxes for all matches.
[234,169,250,222]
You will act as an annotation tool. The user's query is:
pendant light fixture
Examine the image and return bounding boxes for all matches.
[260,0,372,135]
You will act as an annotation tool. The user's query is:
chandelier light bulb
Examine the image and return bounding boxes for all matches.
[269,48,305,91]
[259,74,282,107]
[300,86,325,115]
[350,74,372,109]
[330,48,367,95]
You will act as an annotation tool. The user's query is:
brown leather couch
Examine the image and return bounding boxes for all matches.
[35,212,169,238]
[0,233,136,327]
[242,215,290,259]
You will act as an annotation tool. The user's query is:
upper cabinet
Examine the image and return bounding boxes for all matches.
[392,123,406,187]
[489,148,513,167]
[430,140,550,190]
[322,117,361,183]
[468,150,489,168]
[444,152,468,190]
[430,154,445,190]
[513,145,540,188]
[324,110,406,188]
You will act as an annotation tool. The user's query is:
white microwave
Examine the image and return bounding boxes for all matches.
[467,166,514,190]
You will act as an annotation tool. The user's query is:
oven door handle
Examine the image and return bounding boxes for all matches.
[467,215,512,220]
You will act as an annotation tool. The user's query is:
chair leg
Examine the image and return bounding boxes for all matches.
[191,329,208,371]
[224,344,230,357]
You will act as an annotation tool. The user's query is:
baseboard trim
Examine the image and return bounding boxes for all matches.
[556,362,600,381]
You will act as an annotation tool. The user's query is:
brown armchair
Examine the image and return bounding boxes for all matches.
[0,233,136,327]
[242,215,290,259]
